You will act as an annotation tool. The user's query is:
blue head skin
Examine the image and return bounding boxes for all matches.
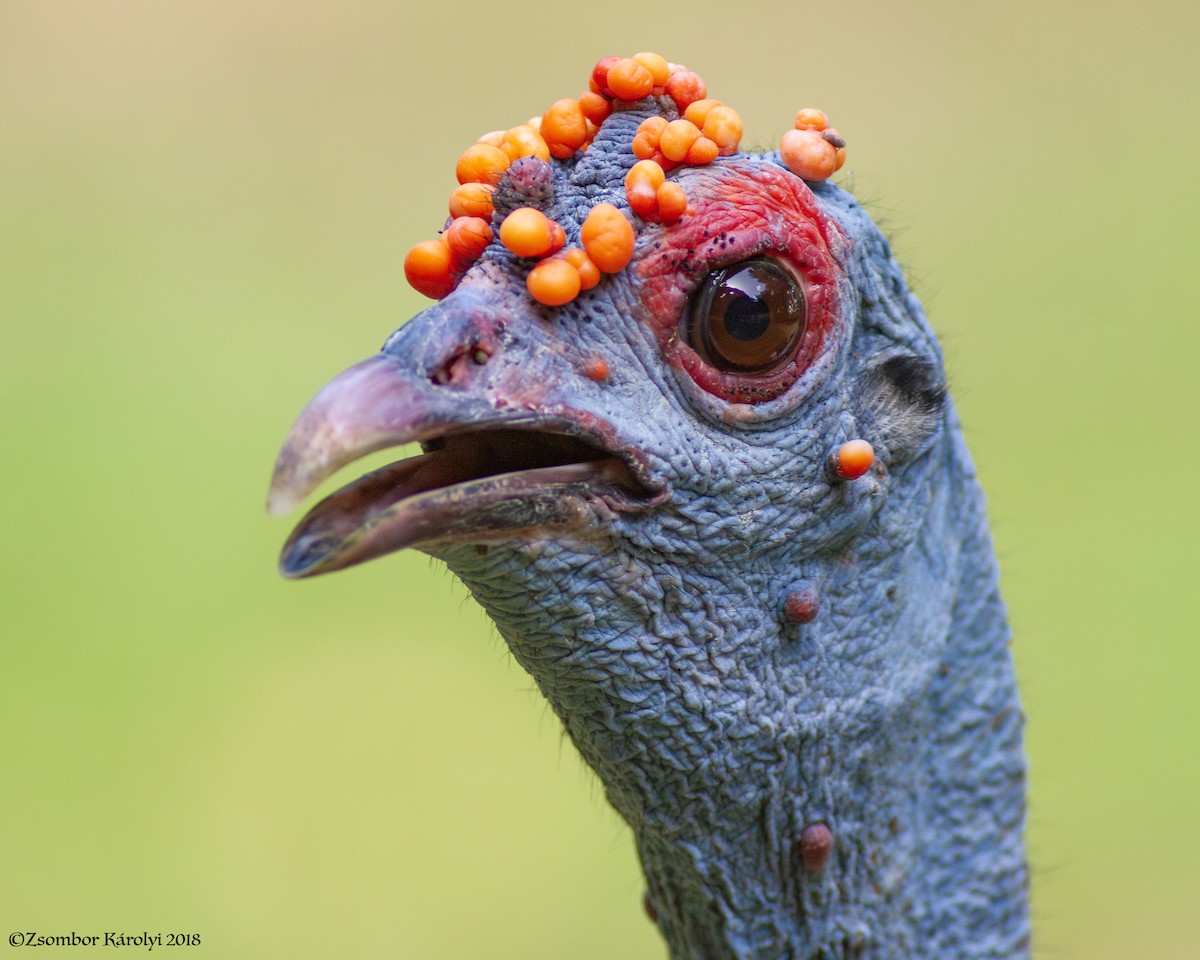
[269,104,1029,959]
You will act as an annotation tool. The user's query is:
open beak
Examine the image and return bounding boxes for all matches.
[267,353,662,578]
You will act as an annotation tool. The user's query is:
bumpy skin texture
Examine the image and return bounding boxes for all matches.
[329,108,1027,958]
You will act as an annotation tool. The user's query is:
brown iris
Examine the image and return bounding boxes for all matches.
[686,258,807,374]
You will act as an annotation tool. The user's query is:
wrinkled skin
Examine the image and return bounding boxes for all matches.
[271,107,1029,959]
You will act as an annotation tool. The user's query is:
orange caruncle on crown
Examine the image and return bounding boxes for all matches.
[402,53,847,307]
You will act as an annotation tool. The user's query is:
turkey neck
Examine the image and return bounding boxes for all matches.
[445,420,1029,960]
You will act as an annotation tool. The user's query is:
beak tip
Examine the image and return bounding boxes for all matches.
[277,531,337,580]
[265,353,414,522]
[266,486,298,518]
[277,557,308,579]
[266,444,317,517]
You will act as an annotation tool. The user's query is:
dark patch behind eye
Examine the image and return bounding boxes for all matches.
[858,354,947,462]
[877,356,946,414]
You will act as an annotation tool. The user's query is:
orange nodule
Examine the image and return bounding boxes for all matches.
[626,181,658,219]
[448,182,496,220]
[404,238,455,300]
[632,134,659,161]
[636,116,668,141]
[632,116,667,160]
[579,91,613,126]
[625,159,666,219]
[793,108,829,132]
[656,181,689,223]
[631,52,670,88]
[581,356,610,382]
[779,129,839,182]
[664,69,707,111]
[456,143,511,185]
[476,129,506,148]
[653,152,679,174]
[581,203,635,273]
[702,105,743,153]
[833,439,875,480]
[626,158,666,191]
[500,207,559,259]
[606,58,655,100]
[444,216,492,265]
[541,99,589,159]
[564,247,601,290]
[683,98,722,128]
[685,136,719,165]
[527,257,582,306]
[591,56,621,97]
[659,119,701,163]
[501,124,550,163]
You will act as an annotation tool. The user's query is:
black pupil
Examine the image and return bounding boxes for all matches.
[688,258,806,374]
[723,285,771,342]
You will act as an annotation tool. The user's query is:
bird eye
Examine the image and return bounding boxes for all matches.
[686,258,807,374]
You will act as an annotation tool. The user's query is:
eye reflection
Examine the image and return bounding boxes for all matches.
[686,258,806,374]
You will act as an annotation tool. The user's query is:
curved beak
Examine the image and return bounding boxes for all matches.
[268,353,460,518]
[267,353,662,579]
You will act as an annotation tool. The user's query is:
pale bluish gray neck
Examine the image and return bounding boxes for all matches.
[442,415,1028,960]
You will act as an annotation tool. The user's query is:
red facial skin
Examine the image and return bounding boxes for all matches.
[636,161,845,405]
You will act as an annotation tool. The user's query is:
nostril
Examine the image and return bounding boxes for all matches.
[431,342,493,386]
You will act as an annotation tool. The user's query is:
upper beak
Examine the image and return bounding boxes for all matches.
[268,352,468,518]
[267,351,662,578]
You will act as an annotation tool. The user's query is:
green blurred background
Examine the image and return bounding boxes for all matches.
[2,2,1197,957]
